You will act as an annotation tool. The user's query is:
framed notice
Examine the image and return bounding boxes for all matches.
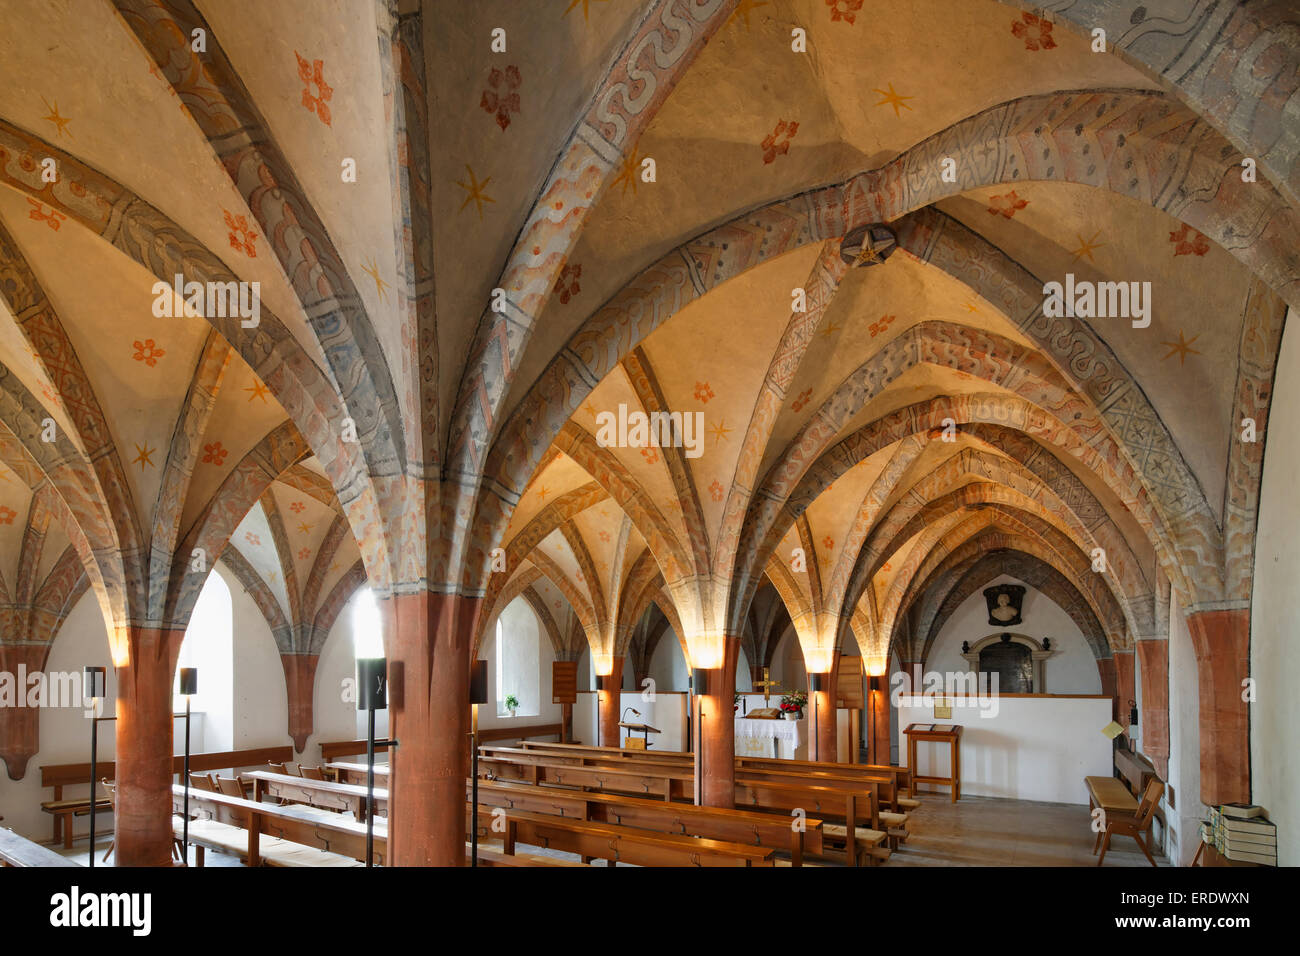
[552,661,578,704]
[933,698,952,719]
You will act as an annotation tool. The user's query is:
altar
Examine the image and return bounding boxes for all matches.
[733,716,808,760]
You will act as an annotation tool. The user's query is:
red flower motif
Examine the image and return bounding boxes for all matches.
[709,479,724,502]
[244,531,261,546]
[1169,224,1210,257]
[201,441,228,466]
[640,446,659,465]
[868,314,897,338]
[290,501,306,514]
[298,547,310,561]
[822,536,834,550]
[694,381,715,403]
[26,198,66,231]
[133,339,166,367]
[295,52,333,125]
[598,530,610,542]
[791,388,813,412]
[554,263,582,304]
[1011,12,1056,51]
[761,119,799,164]
[825,0,864,25]
[0,505,15,525]
[987,190,1028,219]
[223,210,258,258]
[480,65,521,131]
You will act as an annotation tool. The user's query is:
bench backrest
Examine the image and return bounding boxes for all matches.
[40,745,293,790]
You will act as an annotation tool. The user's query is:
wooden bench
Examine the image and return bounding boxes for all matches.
[469,777,824,865]
[326,761,390,785]
[480,748,884,865]
[1,828,79,867]
[480,806,776,867]
[39,745,293,848]
[172,785,383,866]
[246,770,387,821]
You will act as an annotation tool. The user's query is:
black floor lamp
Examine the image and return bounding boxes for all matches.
[84,667,106,868]
[357,657,388,868]
[177,668,198,865]
[469,659,488,867]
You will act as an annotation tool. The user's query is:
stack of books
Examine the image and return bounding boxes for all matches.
[1209,804,1276,865]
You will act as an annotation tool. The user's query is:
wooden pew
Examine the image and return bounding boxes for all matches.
[246,770,388,821]
[172,785,382,866]
[319,722,563,764]
[475,806,775,867]
[1,827,79,867]
[39,745,293,848]
[478,754,691,801]
[479,749,885,865]
[468,777,824,865]
[326,761,390,786]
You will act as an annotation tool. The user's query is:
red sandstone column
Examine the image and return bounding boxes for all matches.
[697,635,738,808]
[0,644,50,780]
[1186,609,1250,805]
[386,591,475,866]
[1096,656,1117,714]
[1113,650,1135,726]
[811,651,841,762]
[114,626,184,867]
[1135,640,1170,779]
[598,657,624,747]
[280,653,319,753]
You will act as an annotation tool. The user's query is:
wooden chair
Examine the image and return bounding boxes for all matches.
[189,773,217,792]
[299,766,325,781]
[1097,778,1164,866]
[215,777,244,798]
[268,762,290,775]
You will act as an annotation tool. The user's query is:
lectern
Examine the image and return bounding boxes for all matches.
[617,721,661,750]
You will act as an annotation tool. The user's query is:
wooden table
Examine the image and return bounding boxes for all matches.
[904,723,962,802]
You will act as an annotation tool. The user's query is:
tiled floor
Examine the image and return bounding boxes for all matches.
[49,791,1165,867]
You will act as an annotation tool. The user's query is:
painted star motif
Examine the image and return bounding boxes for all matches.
[1070,231,1105,264]
[537,485,550,501]
[132,442,155,470]
[729,0,769,28]
[819,319,842,338]
[708,420,732,444]
[360,257,389,303]
[964,302,979,313]
[612,149,641,197]
[563,0,608,22]
[873,83,914,118]
[41,97,72,138]
[1161,331,1201,365]
[297,521,314,535]
[854,241,881,266]
[244,381,270,403]
[456,165,496,219]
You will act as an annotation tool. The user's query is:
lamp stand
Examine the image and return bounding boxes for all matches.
[182,696,192,864]
[366,703,376,867]
[470,702,480,867]
[88,706,98,869]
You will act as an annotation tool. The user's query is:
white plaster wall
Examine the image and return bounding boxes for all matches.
[476,598,562,734]
[1250,305,1300,867]
[225,561,288,752]
[927,575,1100,693]
[897,695,1113,803]
[0,589,114,841]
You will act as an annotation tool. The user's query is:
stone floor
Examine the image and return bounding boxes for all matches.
[50,791,1167,867]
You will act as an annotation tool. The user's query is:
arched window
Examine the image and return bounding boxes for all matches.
[174,572,234,751]
[351,587,384,659]
[495,599,540,717]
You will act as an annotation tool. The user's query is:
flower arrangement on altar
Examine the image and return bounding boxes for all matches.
[779,690,807,719]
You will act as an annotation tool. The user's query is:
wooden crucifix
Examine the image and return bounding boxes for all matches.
[753,667,780,706]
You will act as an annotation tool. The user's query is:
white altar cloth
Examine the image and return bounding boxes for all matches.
[734,717,807,759]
